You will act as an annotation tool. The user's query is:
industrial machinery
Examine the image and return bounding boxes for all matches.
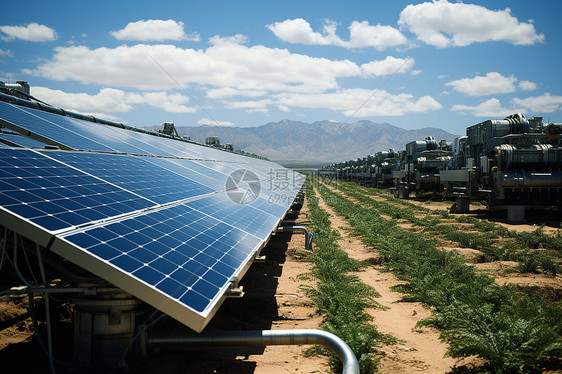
[373,149,400,188]
[393,137,452,198]
[440,114,562,218]
[318,113,562,220]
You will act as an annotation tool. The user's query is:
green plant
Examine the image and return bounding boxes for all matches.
[304,177,386,373]
[314,177,562,372]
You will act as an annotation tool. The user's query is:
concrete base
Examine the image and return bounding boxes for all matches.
[507,205,525,222]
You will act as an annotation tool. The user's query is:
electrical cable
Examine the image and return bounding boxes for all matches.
[20,234,39,286]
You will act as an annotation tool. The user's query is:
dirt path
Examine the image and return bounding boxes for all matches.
[313,185,480,373]
[251,200,328,373]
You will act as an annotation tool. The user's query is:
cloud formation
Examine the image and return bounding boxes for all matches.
[0,48,14,57]
[31,86,196,118]
[452,93,562,117]
[0,23,57,42]
[110,19,199,42]
[25,41,373,92]
[451,98,521,117]
[512,93,562,113]
[361,56,414,77]
[267,18,406,50]
[399,0,544,48]
[446,72,518,96]
[277,88,442,117]
[25,36,434,118]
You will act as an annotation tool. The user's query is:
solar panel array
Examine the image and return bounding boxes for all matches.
[0,100,304,332]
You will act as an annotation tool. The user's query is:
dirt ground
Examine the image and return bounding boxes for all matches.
[1,187,561,373]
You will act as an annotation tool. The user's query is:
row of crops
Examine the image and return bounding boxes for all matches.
[303,175,561,373]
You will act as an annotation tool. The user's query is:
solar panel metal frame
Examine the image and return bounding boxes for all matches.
[0,132,49,148]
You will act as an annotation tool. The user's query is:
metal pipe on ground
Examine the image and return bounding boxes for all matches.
[146,329,359,374]
[276,226,314,251]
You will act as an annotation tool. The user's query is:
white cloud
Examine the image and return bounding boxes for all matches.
[518,80,537,91]
[223,99,272,111]
[451,98,523,117]
[137,91,196,113]
[453,94,562,117]
[31,86,196,116]
[27,42,361,93]
[277,105,291,112]
[110,19,199,42]
[277,88,442,116]
[267,18,342,46]
[398,0,544,48]
[446,72,517,96]
[267,18,407,50]
[361,56,414,76]
[512,93,562,113]
[0,48,13,57]
[197,118,235,127]
[0,23,57,42]
[206,87,267,99]
[347,21,407,49]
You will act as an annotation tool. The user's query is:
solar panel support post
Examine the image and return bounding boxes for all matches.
[276,226,314,251]
[146,329,359,374]
[72,289,142,371]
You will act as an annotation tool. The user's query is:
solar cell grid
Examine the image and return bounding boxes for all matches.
[0,133,49,148]
[46,151,215,204]
[0,102,116,152]
[0,148,155,231]
[142,157,227,191]
[62,202,262,316]
[185,193,281,239]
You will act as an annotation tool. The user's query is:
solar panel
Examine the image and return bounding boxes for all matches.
[0,101,116,152]
[0,132,49,148]
[0,148,154,232]
[0,101,245,160]
[46,151,215,204]
[56,201,264,330]
[0,99,303,332]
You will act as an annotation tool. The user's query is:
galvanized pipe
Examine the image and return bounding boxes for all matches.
[147,329,359,374]
[277,226,314,251]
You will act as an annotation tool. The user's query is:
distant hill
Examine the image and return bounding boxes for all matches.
[148,120,458,165]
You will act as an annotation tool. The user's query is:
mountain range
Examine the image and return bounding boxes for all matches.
[150,120,458,166]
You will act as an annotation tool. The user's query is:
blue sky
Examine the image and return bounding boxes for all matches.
[1,0,560,136]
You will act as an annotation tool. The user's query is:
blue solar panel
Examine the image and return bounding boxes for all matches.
[0,101,116,152]
[186,193,282,239]
[0,101,238,160]
[0,99,305,332]
[0,133,49,148]
[46,151,214,204]
[60,202,262,323]
[141,157,228,192]
[0,148,155,231]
